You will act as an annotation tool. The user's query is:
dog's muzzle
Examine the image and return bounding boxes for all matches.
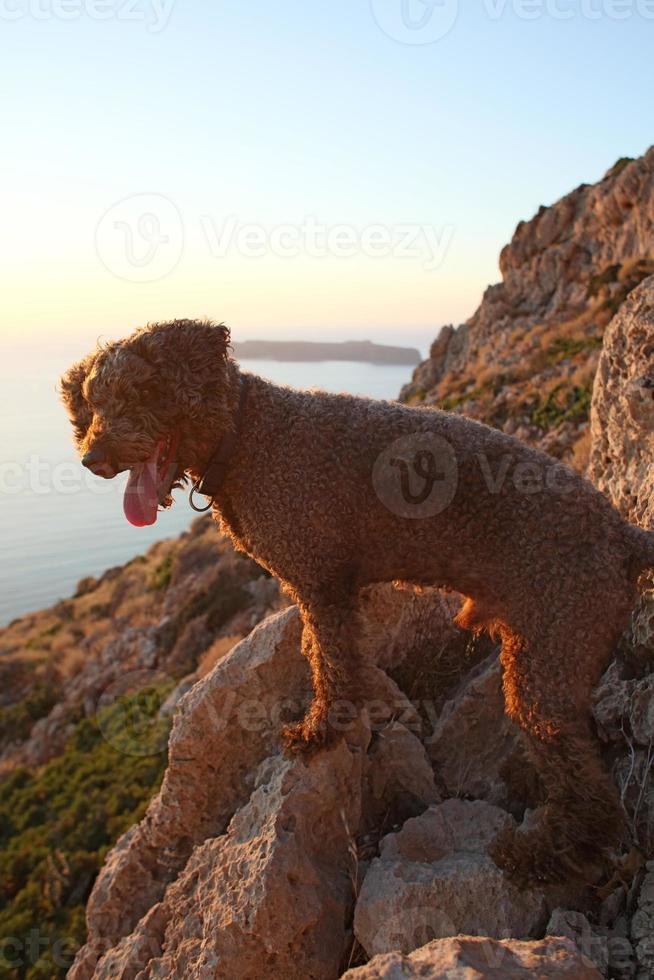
[82,446,118,479]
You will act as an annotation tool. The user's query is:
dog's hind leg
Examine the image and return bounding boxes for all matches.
[282,594,364,755]
[490,623,624,885]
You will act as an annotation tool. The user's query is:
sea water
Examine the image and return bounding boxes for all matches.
[0,350,414,625]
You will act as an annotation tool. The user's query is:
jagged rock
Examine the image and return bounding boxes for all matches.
[631,590,654,657]
[69,605,421,979]
[607,934,637,980]
[353,800,546,958]
[594,661,654,746]
[589,274,654,657]
[547,909,609,976]
[588,274,654,858]
[364,722,440,829]
[426,654,519,807]
[158,676,196,717]
[589,274,654,531]
[586,273,654,975]
[612,752,654,854]
[340,935,602,979]
[598,891,637,980]
[84,743,367,980]
[69,607,309,977]
[399,325,463,402]
[632,861,654,980]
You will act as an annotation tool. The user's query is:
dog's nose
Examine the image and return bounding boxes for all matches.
[82,447,117,479]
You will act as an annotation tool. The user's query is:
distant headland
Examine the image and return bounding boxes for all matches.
[233,339,421,366]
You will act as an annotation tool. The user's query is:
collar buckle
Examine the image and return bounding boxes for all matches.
[189,480,213,512]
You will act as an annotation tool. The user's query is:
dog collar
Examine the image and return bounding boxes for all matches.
[189,375,249,512]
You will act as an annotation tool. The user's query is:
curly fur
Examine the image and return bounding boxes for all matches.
[61,319,654,886]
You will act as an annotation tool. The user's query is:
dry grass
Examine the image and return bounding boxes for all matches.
[567,428,592,474]
[196,635,242,677]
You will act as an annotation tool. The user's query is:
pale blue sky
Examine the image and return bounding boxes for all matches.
[2,0,652,353]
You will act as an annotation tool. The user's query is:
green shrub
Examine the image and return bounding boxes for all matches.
[545,335,602,365]
[0,688,58,746]
[0,689,170,978]
[606,156,634,179]
[531,383,592,432]
[406,387,426,405]
[440,386,483,412]
[150,553,175,591]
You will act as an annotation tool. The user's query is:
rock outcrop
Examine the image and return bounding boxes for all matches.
[631,862,654,980]
[589,274,654,530]
[353,800,546,958]
[68,606,446,979]
[587,272,654,979]
[341,936,602,979]
[81,744,366,980]
[425,653,519,808]
[402,150,654,466]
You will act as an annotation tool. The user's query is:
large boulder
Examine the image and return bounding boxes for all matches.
[632,862,654,980]
[71,607,310,975]
[341,935,602,979]
[68,607,308,977]
[546,909,609,976]
[588,277,654,857]
[84,744,366,980]
[69,600,441,979]
[589,274,654,657]
[426,654,520,808]
[587,269,654,978]
[589,274,654,530]
[364,721,440,830]
[594,660,654,746]
[353,800,546,958]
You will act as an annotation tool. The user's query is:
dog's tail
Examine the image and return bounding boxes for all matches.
[627,524,654,573]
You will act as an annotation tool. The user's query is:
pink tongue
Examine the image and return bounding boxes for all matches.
[123,448,160,527]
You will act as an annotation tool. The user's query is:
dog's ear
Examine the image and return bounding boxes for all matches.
[129,320,232,419]
[59,351,97,445]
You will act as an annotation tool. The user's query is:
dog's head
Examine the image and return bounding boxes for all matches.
[60,319,233,527]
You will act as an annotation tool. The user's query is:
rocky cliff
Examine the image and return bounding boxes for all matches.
[401,150,654,466]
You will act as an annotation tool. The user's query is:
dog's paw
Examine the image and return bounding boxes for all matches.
[488,830,561,888]
[490,824,599,887]
[498,752,545,811]
[280,715,340,759]
[280,720,323,758]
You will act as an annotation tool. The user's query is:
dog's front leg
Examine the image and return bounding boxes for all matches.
[282,596,362,756]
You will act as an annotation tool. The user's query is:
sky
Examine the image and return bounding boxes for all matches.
[1,0,653,357]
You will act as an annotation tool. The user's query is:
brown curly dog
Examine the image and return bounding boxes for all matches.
[61,319,654,886]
